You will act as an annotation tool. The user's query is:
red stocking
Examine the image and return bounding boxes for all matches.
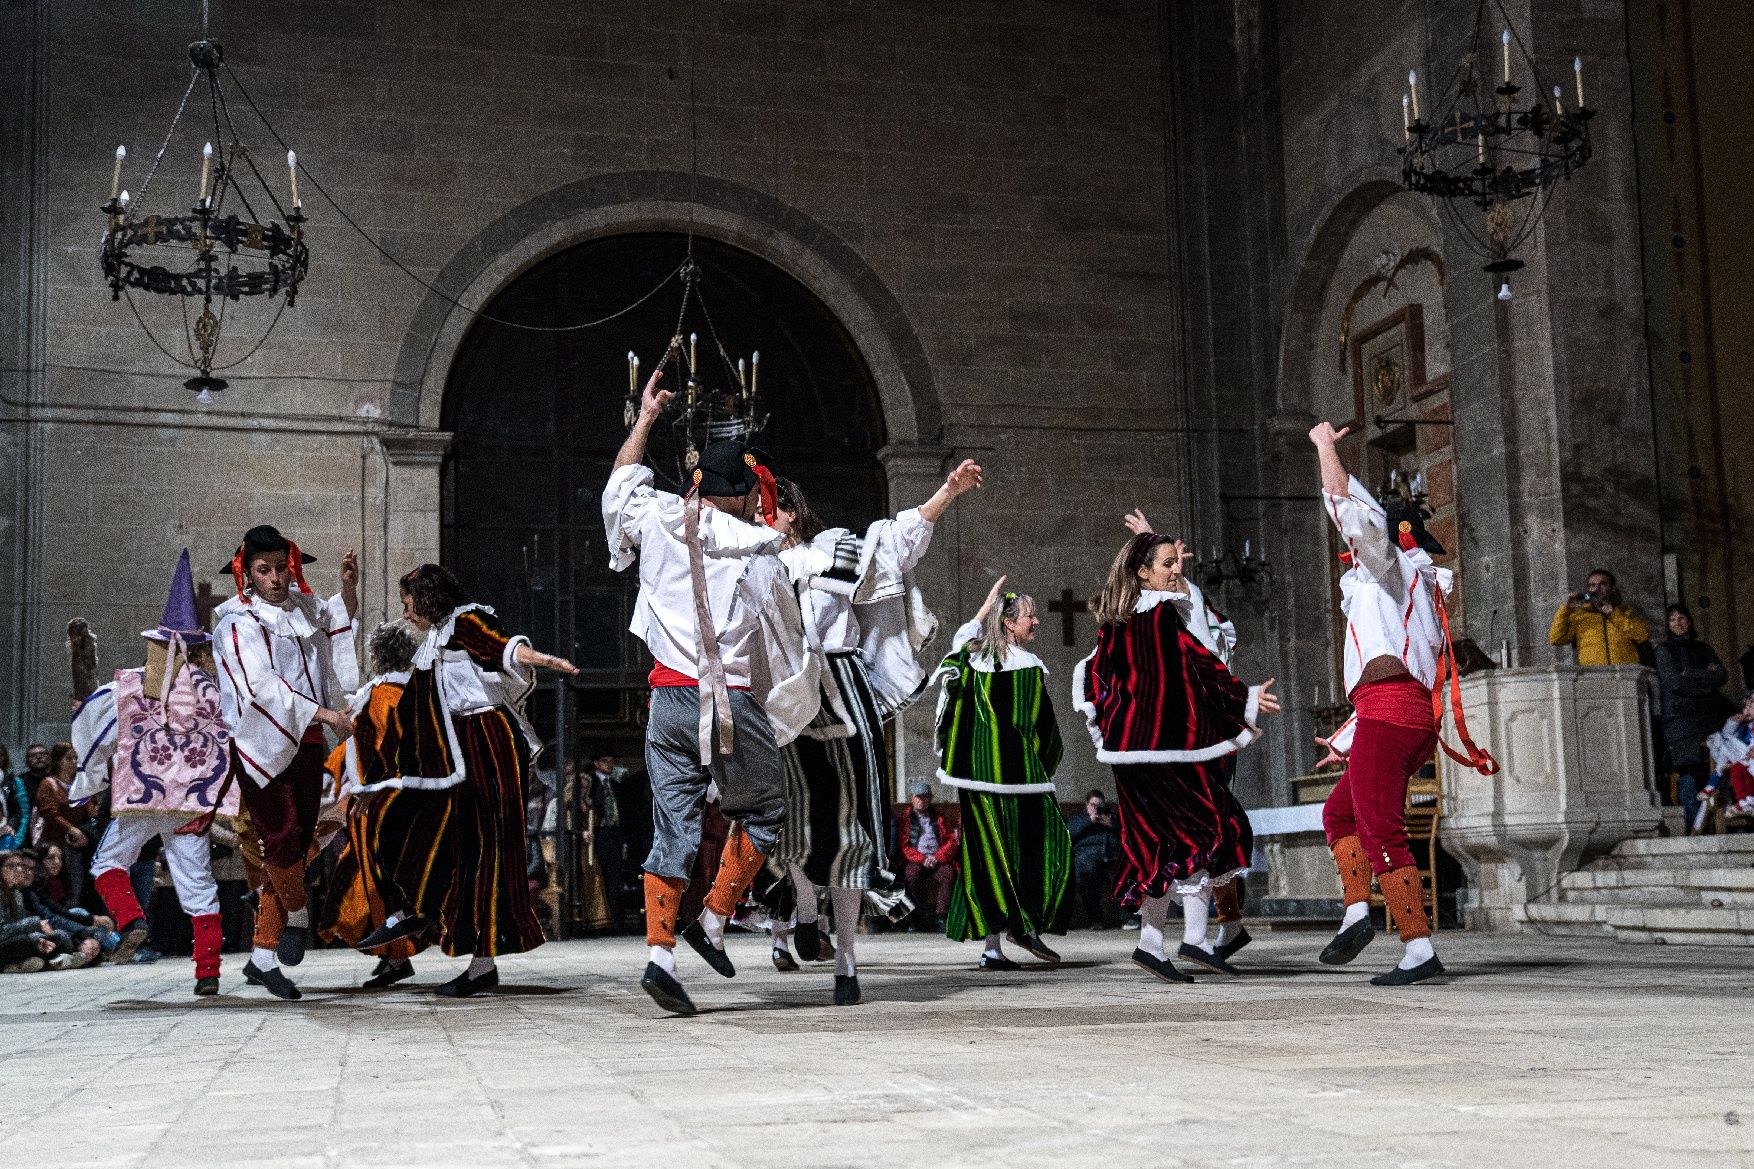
[191,913,223,980]
[93,867,145,930]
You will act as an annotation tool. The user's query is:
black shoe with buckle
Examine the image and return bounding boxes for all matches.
[1007,931,1062,965]
[1319,917,1377,966]
[357,915,428,951]
[242,960,301,1000]
[436,966,498,998]
[1214,926,1254,962]
[1178,942,1241,976]
[641,962,698,1016]
[276,925,309,968]
[978,952,1021,972]
[1370,956,1445,986]
[1131,947,1195,984]
[833,974,862,1005]
[364,958,416,990]
[682,921,736,978]
[793,920,822,962]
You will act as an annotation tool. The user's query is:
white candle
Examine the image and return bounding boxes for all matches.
[286,150,300,208]
[628,350,638,394]
[1243,538,1252,559]
[737,357,746,389]
[198,142,213,205]
[1477,128,1486,165]
[1501,28,1511,85]
[1402,93,1411,140]
[750,350,759,396]
[1553,84,1564,115]
[118,189,129,211]
[110,145,125,199]
[1408,69,1421,122]
[689,332,697,372]
[1574,56,1584,108]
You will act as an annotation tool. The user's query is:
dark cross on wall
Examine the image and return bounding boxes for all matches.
[1046,588,1085,648]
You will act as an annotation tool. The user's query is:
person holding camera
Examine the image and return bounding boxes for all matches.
[1548,568,1649,666]
[1065,790,1120,929]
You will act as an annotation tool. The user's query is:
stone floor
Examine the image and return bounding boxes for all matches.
[3,928,1750,1169]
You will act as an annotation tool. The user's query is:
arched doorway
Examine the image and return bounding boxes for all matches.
[441,232,887,750]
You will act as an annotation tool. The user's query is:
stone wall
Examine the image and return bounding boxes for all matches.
[0,0,1183,802]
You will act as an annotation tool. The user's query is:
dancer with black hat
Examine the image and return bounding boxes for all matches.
[759,459,981,1005]
[1078,525,1280,984]
[1307,421,1496,986]
[70,550,234,995]
[212,525,359,999]
[603,365,817,1016]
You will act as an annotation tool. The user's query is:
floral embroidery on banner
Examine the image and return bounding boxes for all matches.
[113,666,234,814]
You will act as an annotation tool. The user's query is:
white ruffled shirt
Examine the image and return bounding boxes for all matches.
[1325,475,1451,696]
[212,589,358,787]
[1162,579,1238,666]
[782,510,935,654]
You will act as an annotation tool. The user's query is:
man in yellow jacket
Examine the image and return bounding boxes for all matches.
[1549,568,1650,665]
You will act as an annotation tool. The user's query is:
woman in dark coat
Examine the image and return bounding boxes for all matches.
[1655,604,1727,830]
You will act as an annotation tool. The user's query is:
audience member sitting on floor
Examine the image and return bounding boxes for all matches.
[0,849,101,972]
[1704,690,1754,827]
[30,845,119,954]
[895,781,959,932]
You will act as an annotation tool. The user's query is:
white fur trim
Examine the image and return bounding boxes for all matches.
[1072,651,1262,763]
[937,771,1059,795]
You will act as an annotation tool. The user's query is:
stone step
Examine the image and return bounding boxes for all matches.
[1559,866,1754,896]
[1519,900,1754,946]
[1607,834,1754,862]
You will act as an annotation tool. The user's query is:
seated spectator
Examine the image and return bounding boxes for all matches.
[0,849,100,972]
[895,781,958,931]
[1704,691,1754,827]
[35,742,95,906]
[1548,568,1649,666]
[1065,789,1121,928]
[32,844,118,954]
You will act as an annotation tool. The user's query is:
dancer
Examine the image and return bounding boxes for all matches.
[762,459,982,1005]
[211,527,359,999]
[70,550,234,995]
[350,566,577,996]
[317,621,426,989]
[934,576,1071,970]
[1308,421,1495,986]
[1117,509,1254,957]
[1077,526,1279,983]
[604,367,817,1016]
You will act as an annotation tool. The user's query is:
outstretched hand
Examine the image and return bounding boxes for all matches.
[1256,677,1281,715]
[946,459,984,496]
[1313,732,1346,770]
[975,574,1008,624]
[340,549,360,617]
[1122,508,1153,536]
[641,366,674,419]
[1308,421,1351,447]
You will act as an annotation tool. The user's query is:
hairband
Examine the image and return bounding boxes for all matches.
[1125,532,1170,576]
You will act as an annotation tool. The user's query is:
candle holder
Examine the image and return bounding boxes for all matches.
[98,31,309,401]
[1398,0,1595,298]
[1193,540,1272,608]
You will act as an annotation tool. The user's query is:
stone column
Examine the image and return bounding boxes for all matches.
[1440,664,1661,930]
[378,429,453,629]
[877,442,953,800]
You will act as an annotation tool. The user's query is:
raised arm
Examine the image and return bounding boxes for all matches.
[916,459,983,524]
[613,359,675,471]
[1309,421,1351,497]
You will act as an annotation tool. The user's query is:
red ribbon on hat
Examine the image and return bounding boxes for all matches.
[228,539,315,602]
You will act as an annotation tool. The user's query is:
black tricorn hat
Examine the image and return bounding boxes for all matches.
[693,440,760,498]
[1383,497,1444,556]
[221,524,315,572]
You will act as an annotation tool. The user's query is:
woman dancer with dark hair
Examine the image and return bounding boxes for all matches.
[761,460,981,1005]
[935,576,1072,970]
[1075,526,1279,983]
[352,564,578,997]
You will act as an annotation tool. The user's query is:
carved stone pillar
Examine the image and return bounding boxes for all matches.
[1440,664,1661,930]
[877,443,953,800]
[377,429,453,630]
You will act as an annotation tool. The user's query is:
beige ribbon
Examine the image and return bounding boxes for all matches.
[686,492,735,764]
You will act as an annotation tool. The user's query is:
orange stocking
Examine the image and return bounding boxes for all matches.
[1377,866,1432,942]
[644,873,687,948]
[1330,834,1373,907]
[703,826,766,919]
[1212,880,1243,924]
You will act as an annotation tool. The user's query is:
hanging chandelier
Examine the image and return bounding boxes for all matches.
[99,20,307,402]
[1398,0,1593,301]
[624,259,765,482]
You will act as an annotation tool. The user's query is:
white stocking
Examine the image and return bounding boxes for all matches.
[789,864,817,924]
[830,887,860,976]
[1137,895,1171,960]
[1181,889,1212,950]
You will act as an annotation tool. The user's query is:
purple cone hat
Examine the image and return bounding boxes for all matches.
[143,549,210,645]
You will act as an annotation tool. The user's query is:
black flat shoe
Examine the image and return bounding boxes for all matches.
[1131,947,1195,984]
[193,976,219,997]
[771,948,799,972]
[641,962,698,1016]
[1370,956,1445,986]
[1215,926,1254,962]
[978,953,1021,972]
[833,974,862,1005]
[793,920,822,962]
[1007,931,1062,965]
[681,921,736,978]
[364,959,416,989]
[1318,917,1377,966]
[242,960,301,1000]
[111,919,149,965]
[435,966,498,997]
[276,925,308,968]
[357,915,428,951]
[1178,942,1241,976]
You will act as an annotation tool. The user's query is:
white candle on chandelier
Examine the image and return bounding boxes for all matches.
[1501,28,1512,85]
[286,150,301,209]
[1553,84,1564,115]
[118,189,129,211]
[1407,69,1421,122]
[1574,56,1585,108]
[1401,93,1411,140]
[628,350,638,394]
[750,349,759,396]
[198,141,213,205]
[1243,538,1252,560]
[688,332,697,372]
[737,356,746,390]
[1477,128,1486,166]
[110,145,125,200]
